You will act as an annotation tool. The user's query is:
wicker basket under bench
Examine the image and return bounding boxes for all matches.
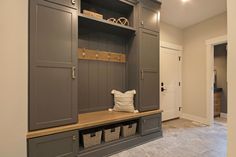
[81,130,102,148]
[103,126,121,142]
[122,122,137,137]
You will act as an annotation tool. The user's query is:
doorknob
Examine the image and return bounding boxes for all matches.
[161,87,167,92]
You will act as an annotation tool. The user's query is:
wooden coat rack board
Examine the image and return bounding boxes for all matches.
[78,48,126,63]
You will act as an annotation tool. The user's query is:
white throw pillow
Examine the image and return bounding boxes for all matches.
[111,90,137,113]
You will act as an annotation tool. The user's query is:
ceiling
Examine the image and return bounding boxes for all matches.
[160,0,227,29]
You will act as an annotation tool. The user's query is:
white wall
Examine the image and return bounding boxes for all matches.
[182,13,227,120]
[160,22,184,45]
[227,0,236,156]
[0,1,28,157]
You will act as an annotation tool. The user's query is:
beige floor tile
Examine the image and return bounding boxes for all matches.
[110,118,227,157]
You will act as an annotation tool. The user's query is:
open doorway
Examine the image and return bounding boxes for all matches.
[206,35,227,125]
[213,43,227,122]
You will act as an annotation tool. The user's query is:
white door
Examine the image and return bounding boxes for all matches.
[160,47,182,121]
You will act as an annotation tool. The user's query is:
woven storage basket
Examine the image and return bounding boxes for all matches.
[103,126,121,142]
[122,123,137,137]
[82,131,102,148]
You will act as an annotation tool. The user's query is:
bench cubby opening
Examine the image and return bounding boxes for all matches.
[79,119,139,151]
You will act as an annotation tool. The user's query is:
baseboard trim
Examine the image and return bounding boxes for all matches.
[162,117,180,123]
[220,113,227,119]
[181,113,209,125]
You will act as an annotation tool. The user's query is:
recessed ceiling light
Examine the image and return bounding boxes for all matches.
[182,0,190,3]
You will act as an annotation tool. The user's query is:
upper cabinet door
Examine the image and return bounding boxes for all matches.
[29,0,78,131]
[46,0,78,9]
[139,29,159,111]
[139,0,160,32]
[139,29,159,71]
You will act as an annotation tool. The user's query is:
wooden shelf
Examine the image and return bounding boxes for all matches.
[27,110,162,139]
[78,14,136,36]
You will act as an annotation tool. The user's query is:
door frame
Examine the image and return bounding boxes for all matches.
[160,41,183,120]
[205,35,227,125]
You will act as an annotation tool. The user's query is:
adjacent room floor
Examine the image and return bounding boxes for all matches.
[111,118,227,157]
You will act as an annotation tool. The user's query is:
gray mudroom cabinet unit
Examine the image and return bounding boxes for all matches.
[28,0,162,157]
[29,0,78,131]
[128,0,160,112]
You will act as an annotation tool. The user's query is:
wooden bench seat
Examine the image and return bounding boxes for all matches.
[27,109,162,139]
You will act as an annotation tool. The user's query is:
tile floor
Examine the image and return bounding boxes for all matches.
[110,118,227,157]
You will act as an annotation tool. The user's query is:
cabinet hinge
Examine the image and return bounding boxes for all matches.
[178,56,181,61]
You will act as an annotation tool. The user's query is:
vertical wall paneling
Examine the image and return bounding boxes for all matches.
[78,30,127,113]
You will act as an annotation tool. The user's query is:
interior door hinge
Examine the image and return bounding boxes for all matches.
[179,107,182,111]
[178,56,181,61]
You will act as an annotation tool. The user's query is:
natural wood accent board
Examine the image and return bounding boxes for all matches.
[82,10,103,19]
[78,48,126,63]
[27,110,162,139]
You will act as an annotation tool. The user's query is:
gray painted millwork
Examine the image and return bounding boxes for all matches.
[46,0,78,9]
[29,0,78,131]
[138,0,160,32]
[28,131,78,157]
[28,113,162,157]
[140,114,162,136]
[78,131,162,157]
[28,0,162,156]
[128,0,161,111]
[78,0,161,113]
[78,30,127,113]
[139,29,159,111]
[78,60,126,113]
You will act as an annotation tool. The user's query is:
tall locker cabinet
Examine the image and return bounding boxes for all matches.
[29,0,78,131]
[128,0,160,112]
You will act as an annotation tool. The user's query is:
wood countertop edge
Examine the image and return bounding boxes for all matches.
[27,110,163,139]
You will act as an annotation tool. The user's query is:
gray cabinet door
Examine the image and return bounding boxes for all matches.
[28,131,78,157]
[140,113,161,136]
[139,29,159,111]
[46,0,78,9]
[29,0,78,130]
[139,0,160,32]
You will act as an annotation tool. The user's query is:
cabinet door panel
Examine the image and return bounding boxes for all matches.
[32,67,73,125]
[139,0,160,32]
[29,0,78,130]
[28,131,78,157]
[140,71,159,111]
[46,0,78,9]
[140,29,159,70]
[139,29,159,111]
[140,114,161,136]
